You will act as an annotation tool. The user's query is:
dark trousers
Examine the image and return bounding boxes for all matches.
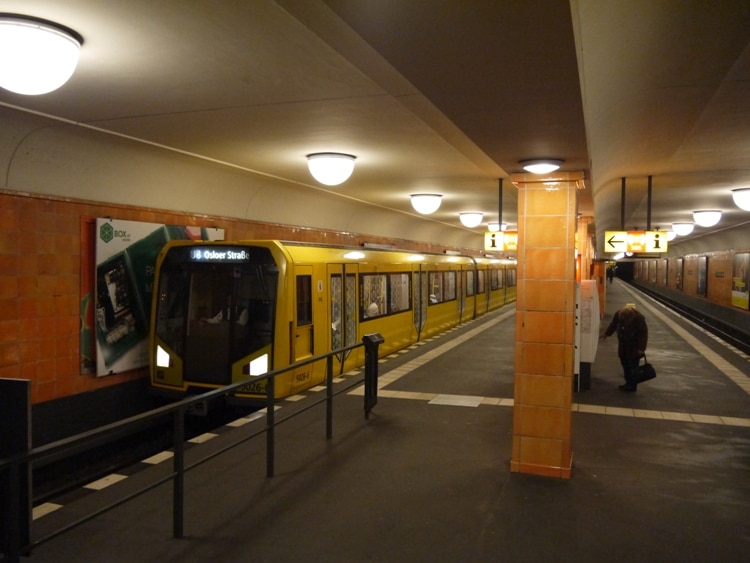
[619,355,640,388]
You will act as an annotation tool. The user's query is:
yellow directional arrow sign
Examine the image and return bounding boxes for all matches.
[604,230,669,253]
[604,231,627,252]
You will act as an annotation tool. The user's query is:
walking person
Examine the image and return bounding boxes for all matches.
[600,304,648,392]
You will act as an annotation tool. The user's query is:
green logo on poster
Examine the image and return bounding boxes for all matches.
[99,222,114,243]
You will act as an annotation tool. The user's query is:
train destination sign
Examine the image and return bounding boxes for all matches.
[604,231,669,253]
[189,247,251,262]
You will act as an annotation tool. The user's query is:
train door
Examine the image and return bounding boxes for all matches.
[328,264,358,373]
[294,266,313,361]
[413,267,427,339]
[291,266,314,389]
[477,267,489,313]
[461,265,477,321]
[456,267,465,320]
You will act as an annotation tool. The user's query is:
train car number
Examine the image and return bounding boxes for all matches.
[294,371,311,385]
[238,380,267,394]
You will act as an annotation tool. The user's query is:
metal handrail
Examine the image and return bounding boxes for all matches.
[1,334,383,562]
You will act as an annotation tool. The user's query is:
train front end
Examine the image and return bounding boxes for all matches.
[149,241,281,401]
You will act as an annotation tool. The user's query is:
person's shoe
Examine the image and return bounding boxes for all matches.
[618,384,637,392]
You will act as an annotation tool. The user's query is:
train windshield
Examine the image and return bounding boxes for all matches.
[154,245,278,385]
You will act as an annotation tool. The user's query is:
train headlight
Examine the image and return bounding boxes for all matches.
[249,354,268,376]
[156,345,171,368]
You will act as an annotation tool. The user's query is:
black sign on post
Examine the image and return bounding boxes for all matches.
[0,378,31,560]
[362,333,385,419]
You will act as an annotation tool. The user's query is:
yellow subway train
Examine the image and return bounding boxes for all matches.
[149,240,516,402]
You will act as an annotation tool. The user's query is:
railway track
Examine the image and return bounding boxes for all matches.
[32,404,256,505]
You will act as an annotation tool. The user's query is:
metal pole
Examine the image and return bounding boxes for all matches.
[172,406,185,539]
[6,461,20,562]
[620,177,626,230]
[326,355,334,439]
[266,376,275,477]
[647,175,652,231]
[498,178,503,227]
[1,378,31,561]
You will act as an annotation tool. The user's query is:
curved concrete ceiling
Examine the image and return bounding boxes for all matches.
[0,0,748,253]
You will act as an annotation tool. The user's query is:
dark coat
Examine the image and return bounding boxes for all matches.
[604,306,648,360]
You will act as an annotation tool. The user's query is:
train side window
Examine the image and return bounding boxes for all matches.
[359,272,412,320]
[296,275,312,326]
[428,271,443,304]
[506,268,517,287]
[330,273,358,349]
[444,271,456,300]
[490,268,501,290]
[426,271,457,305]
[466,270,475,296]
[360,273,387,320]
[389,272,411,313]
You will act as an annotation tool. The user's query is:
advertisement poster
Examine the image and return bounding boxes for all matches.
[87,219,225,376]
[731,252,749,310]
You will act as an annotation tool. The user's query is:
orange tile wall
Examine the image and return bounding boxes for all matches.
[649,252,737,307]
[0,190,473,405]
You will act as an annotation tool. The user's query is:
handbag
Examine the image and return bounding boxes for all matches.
[636,354,657,383]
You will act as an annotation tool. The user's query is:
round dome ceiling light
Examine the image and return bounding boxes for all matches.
[306,153,356,186]
[459,212,483,228]
[692,210,722,228]
[731,188,750,211]
[672,222,694,236]
[519,159,564,174]
[0,15,82,95]
[410,194,442,215]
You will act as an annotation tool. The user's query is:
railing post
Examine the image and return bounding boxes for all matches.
[172,405,185,539]
[3,461,21,563]
[362,333,384,419]
[266,375,275,477]
[0,378,31,562]
[326,355,334,439]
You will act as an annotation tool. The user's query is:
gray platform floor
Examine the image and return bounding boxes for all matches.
[27,280,750,562]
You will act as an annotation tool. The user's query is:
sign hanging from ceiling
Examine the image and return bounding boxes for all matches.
[484,231,518,252]
[604,231,668,253]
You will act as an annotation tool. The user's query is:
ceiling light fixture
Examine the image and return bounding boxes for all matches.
[672,222,694,236]
[306,153,356,186]
[0,15,82,95]
[665,230,677,241]
[520,159,564,174]
[731,188,750,211]
[459,212,483,228]
[488,222,500,232]
[692,210,722,227]
[410,194,442,215]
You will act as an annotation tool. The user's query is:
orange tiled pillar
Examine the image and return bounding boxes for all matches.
[509,171,585,478]
[577,216,593,281]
